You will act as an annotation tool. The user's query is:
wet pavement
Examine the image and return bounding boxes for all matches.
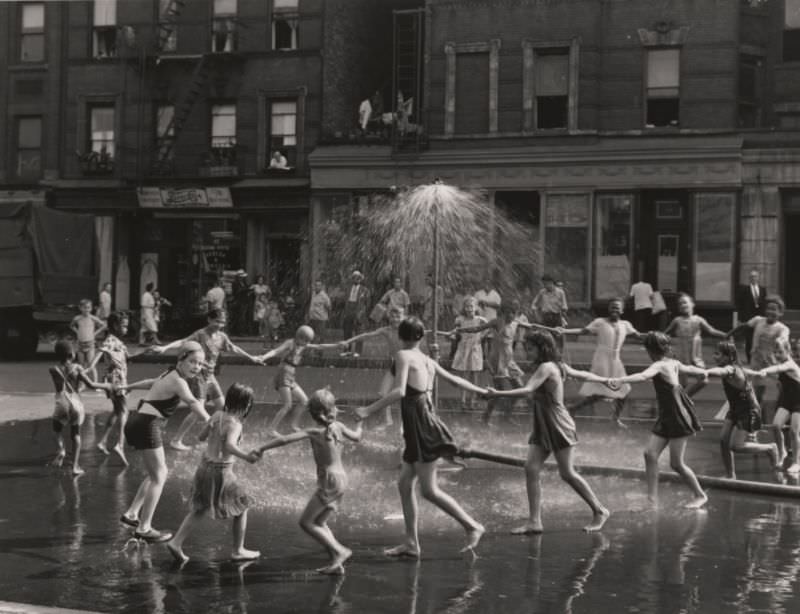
[1,406,800,613]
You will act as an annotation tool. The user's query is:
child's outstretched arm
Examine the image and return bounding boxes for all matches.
[760,361,795,377]
[120,377,159,391]
[698,317,727,339]
[725,321,751,339]
[703,366,734,378]
[488,363,552,398]
[557,325,591,336]
[562,363,608,383]
[76,369,111,392]
[612,362,663,385]
[308,341,347,351]
[678,364,708,378]
[256,339,293,363]
[175,378,211,422]
[354,353,410,420]
[432,360,488,394]
[91,315,107,338]
[224,335,263,364]
[339,421,363,442]
[223,420,260,463]
[457,320,493,334]
[342,329,382,346]
[69,316,80,334]
[150,335,191,354]
[257,429,311,454]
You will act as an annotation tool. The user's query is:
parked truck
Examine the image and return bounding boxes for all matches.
[0,191,98,359]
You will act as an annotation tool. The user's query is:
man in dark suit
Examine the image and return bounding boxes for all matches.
[737,269,766,362]
[341,270,371,356]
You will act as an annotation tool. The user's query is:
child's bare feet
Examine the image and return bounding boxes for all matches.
[510,521,543,535]
[97,442,109,455]
[49,452,66,468]
[166,541,189,564]
[776,449,788,469]
[318,546,351,574]
[384,544,420,558]
[767,444,781,469]
[71,466,85,476]
[786,463,800,474]
[684,494,708,509]
[231,548,261,561]
[583,508,610,532]
[112,444,129,466]
[460,524,485,553]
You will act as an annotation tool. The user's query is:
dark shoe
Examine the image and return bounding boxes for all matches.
[134,528,173,543]
[120,515,139,528]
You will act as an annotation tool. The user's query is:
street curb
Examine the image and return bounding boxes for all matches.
[0,602,107,614]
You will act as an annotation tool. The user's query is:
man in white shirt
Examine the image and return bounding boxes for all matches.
[475,282,501,321]
[97,282,112,320]
[629,278,654,332]
[308,280,332,343]
[380,276,411,313]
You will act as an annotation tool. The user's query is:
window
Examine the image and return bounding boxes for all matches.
[157,0,177,52]
[16,117,42,180]
[210,104,236,166]
[212,0,237,53]
[272,0,298,50]
[784,0,800,61]
[693,193,735,302]
[269,101,297,165]
[738,55,761,128]
[544,193,590,303]
[93,0,117,58]
[86,105,115,173]
[155,104,175,156]
[646,48,680,127]
[535,49,569,129]
[20,3,45,62]
[494,192,542,292]
[594,194,633,300]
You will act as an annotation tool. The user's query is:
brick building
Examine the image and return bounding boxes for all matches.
[311,0,800,326]
[1,0,322,327]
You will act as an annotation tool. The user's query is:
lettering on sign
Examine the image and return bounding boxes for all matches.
[137,187,234,208]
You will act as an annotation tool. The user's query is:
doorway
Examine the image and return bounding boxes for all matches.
[785,214,800,308]
[640,191,691,294]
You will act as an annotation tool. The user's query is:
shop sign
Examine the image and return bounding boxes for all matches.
[137,187,234,208]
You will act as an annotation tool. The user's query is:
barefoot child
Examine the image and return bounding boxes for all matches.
[259,325,344,434]
[610,332,708,508]
[446,297,487,410]
[342,306,406,428]
[487,330,611,534]
[49,340,110,475]
[664,293,727,396]
[167,383,261,563]
[70,298,106,385]
[560,298,644,428]
[257,388,363,574]
[703,341,779,479]
[758,337,800,473]
[355,317,486,558]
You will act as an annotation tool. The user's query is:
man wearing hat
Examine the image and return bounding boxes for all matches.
[342,270,371,356]
[531,274,568,350]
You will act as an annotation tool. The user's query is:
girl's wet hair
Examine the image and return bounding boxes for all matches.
[608,297,624,308]
[224,383,255,419]
[644,331,672,357]
[677,292,695,306]
[716,340,740,366]
[307,388,337,425]
[398,316,425,342]
[524,330,561,363]
[106,312,127,336]
[765,294,785,313]
[54,339,75,362]
[207,308,226,321]
[177,341,204,362]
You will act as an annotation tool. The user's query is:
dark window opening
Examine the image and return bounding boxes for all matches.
[646,98,679,127]
[784,29,800,62]
[536,96,568,129]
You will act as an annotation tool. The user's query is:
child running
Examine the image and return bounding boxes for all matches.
[447,297,487,411]
[257,388,363,574]
[486,330,611,534]
[70,298,107,386]
[167,383,261,564]
[610,332,708,509]
[559,298,644,428]
[259,325,344,434]
[758,337,800,473]
[702,341,780,479]
[664,293,727,396]
[727,295,790,404]
[355,317,486,558]
[342,305,406,428]
[49,340,110,475]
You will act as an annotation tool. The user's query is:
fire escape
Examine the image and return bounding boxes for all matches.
[392,8,426,153]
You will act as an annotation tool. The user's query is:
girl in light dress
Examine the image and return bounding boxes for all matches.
[166,383,261,564]
[664,293,727,396]
[558,298,644,428]
[251,275,270,337]
[447,296,487,410]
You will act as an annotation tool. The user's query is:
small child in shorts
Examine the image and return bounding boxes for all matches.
[258,388,363,575]
[49,339,109,475]
[70,298,107,385]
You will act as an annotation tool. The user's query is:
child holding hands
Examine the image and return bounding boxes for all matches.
[258,388,363,575]
[758,338,800,473]
[167,383,261,564]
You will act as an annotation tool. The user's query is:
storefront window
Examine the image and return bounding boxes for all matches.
[693,193,735,302]
[594,194,633,300]
[544,193,590,303]
[494,191,541,294]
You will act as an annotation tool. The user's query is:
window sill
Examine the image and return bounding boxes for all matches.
[8,63,49,72]
[199,166,239,178]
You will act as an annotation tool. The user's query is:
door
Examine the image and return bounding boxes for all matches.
[267,238,301,298]
[640,191,691,294]
[785,214,800,308]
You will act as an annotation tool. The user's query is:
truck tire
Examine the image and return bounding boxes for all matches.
[0,309,39,360]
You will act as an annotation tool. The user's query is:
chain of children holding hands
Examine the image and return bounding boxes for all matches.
[52,292,799,574]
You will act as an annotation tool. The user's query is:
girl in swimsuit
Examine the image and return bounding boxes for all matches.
[258,388,363,575]
[167,383,261,564]
[354,317,487,558]
[759,337,800,473]
[118,341,211,542]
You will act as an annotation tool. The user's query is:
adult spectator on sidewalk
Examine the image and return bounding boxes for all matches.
[474,280,501,322]
[308,280,332,343]
[341,270,371,357]
[531,274,568,351]
[629,276,655,332]
[139,283,158,346]
[97,282,112,321]
[204,278,226,313]
[737,269,767,362]
[379,276,411,313]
